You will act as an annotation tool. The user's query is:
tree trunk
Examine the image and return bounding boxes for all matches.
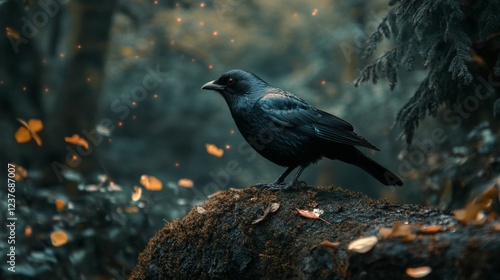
[47,0,117,186]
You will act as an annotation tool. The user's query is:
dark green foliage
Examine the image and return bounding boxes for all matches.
[355,0,500,145]
[0,172,184,279]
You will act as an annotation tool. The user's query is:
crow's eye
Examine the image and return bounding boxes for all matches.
[227,77,235,85]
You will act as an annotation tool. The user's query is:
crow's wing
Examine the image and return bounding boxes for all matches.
[258,91,379,150]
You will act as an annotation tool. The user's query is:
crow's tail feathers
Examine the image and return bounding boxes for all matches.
[327,147,403,186]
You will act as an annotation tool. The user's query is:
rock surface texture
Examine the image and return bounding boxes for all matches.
[131,186,500,280]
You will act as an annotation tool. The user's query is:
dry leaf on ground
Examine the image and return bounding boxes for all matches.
[347,236,378,253]
[406,266,432,278]
[252,203,281,224]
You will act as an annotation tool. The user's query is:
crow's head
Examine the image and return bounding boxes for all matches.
[201,69,269,97]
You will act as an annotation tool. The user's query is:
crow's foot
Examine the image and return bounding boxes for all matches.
[254,181,299,191]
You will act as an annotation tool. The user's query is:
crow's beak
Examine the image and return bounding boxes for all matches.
[201,80,225,91]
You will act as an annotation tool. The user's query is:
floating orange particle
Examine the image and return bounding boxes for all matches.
[25,225,32,236]
[121,46,134,57]
[5,27,21,42]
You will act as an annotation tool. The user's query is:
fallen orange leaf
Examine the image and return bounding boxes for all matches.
[9,163,28,181]
[54,199,66,211]
[379,222,415,240]
[378,227,393,238]
[64,134,89,150]
[6,27,21,42]
[312,240,340,249]
[178,178,194,188]
[50,230,68,247]
[391,223,413,237]
[490,223,500,232]
[406,266,432,278]
[207,190,225,198]
[252,203,281,224]
[108,181,122,191]
[131,186,142,201]
[417,224,444,234]
[15,118,43,146]
[269,202,280,213]
[296,208,320,219]
[125,206,139,213]
[454,185,499,225]
[205,143,224,157]
[196,206,206,214]
[140,175,163,191]
[347,236,378,253]
[20,118,43,132]
[296,208,331,224]
[14,127,31,143]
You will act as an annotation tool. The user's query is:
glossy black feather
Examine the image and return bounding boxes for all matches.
[258,88,380,150]
[201,69,403,188]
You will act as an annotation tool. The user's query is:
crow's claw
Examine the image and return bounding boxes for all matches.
[254,181,296,191]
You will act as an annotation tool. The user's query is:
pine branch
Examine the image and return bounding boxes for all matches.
[355,0,498,145]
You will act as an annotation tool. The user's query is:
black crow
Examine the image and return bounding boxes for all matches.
[201,69,403,190]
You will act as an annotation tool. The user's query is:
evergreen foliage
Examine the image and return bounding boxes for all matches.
[355,0,500,145]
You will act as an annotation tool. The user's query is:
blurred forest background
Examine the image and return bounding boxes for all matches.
[0,0,499,278]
